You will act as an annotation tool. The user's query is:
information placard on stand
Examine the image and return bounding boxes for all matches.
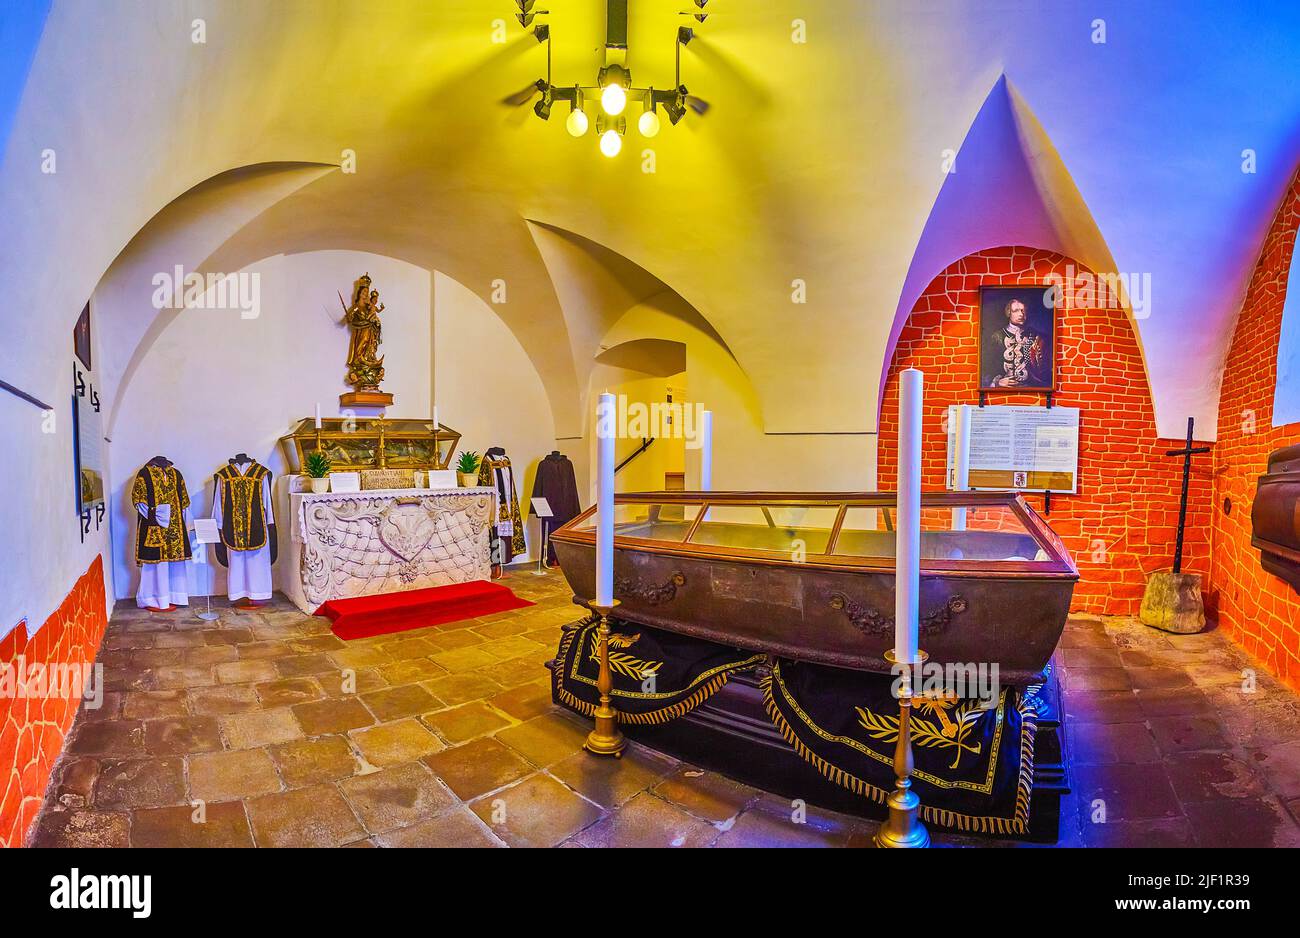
[945,404,1080,494]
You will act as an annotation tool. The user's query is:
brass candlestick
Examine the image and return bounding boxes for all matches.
[875,648,931,849]
[584,599,626,758]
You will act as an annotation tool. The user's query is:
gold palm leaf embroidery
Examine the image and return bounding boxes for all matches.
[587,632,663,682]
[855,699,986,770]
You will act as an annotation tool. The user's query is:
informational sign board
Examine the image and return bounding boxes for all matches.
[193,518,221,544]
[330,471,361,493]
[427,469,458,490]
[946,404,1080,493]
[531,497,553,518]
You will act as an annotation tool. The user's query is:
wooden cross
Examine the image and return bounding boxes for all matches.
[1165,416,1211,574]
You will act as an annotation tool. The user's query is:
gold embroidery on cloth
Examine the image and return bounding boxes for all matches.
[219,464,268,551]
[133,465,190,561]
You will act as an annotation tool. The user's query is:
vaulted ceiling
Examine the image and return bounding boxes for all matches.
[4,0,1300,439]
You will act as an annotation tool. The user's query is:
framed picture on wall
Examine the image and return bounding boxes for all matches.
[978,285,1055,392]
[73,301,92,371]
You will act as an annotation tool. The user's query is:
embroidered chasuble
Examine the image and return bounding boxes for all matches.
[214,461,272,550]
[477,448,526,564]
[212,459,276,602]
[132,464,192,564]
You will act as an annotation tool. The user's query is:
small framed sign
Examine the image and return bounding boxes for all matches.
[427,469,458,489]
[531,497,553,518]
[330,471,361,493]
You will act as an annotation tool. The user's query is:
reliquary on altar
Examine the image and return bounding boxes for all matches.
[279,417,460,477]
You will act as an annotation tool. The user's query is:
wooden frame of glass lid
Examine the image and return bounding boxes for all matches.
[552,491,1077,578]
[550,491,1078,683]
[279,417,460,473]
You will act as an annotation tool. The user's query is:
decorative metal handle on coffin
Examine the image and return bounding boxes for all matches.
[829,592,967,636]
[615,571,686,605]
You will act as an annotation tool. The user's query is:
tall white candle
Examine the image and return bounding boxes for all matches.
[596,392,616,606]
[433,405,439,429]
[952,403,971,531]
[314,403,322,430]
[895,368,923,666]
[699,409,713,491]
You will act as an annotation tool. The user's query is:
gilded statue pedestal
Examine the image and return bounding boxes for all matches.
[339,390,394,408]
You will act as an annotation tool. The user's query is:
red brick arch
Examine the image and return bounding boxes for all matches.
[878,246,1212,616]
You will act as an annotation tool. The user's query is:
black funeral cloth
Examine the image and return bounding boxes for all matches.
[553,618,765,725]
[763,659,1037,836]
[530,452,580,565]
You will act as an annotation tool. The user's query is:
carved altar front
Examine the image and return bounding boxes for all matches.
[284,487,494,614]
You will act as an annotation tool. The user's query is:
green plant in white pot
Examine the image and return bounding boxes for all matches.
[456,451,481,487]
[304,451,332,494]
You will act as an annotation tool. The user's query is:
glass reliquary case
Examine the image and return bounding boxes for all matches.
[279,417,460,475]
[550,491,1079,684]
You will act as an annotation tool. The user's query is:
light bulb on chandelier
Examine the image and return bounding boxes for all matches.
[599,129,623,157]
[600,82,627,116]
[566,107,589,137]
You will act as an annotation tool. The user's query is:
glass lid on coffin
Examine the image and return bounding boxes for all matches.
[573,499,1054,564]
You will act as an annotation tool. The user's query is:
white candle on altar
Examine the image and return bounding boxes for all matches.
[953,403,971,531]
[699,409,713,491]
[596,392,616,606]
[433,405,439,429]
[314,403,322,429]
[895,368,923,666]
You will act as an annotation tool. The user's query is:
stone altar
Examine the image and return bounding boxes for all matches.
[284,486,494,614]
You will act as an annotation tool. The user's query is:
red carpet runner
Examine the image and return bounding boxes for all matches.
[314,580,535,640]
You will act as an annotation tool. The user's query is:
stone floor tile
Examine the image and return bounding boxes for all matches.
[1243,739,1300,800]
[361,684,441,722]
[131,801,254,847]
[1080,816,1196,848]
[571,791,718,848]
[122,690,188,721]
[246,785,366,847]
[188,684,262,715]
[652,766,760,823]
[293,697,376,735]
[338,762,456,834]
[469,773,604,848]
[489,678,556,722]
[30,809,130,848]
[214,659,280,685]
[94,758,187,810]
[548,745,678,809]
[1072,763,1182,822]
[494,712,589,767]
[377,658,446,685]
[424,672,503,706]
[271,736,361,788]
[49,757,99,810]
[220,708,303,749]
[274,653,337,678]
[1185,797,1300,848]
[255,677,324,708]
[375,808,501,847]
[1069,721,1160,765]
[1147,714,1231,755]
[144,716,223,755]
[68,720,145,757]
[317,668,388,697]
[1164,750,1265,803]
[351,718,445,765]
[430,646,500,673]
[423,737,536,800]
[421,701,513,744]
[189,748,283,801]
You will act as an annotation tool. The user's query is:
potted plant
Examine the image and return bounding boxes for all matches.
[456,451,481,487]
[304,451,332,494]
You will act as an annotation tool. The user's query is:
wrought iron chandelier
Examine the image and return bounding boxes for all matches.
[503,0,712,157]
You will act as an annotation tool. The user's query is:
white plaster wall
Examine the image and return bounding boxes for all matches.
[433,272,559,562]
[0,306,114,640]
[106,251,432,601]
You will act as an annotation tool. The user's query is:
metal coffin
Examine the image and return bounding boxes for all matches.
[551,491,1078,685]
[1252,443,1300,594]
